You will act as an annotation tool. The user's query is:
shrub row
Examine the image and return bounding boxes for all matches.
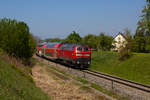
[0,18,36,60]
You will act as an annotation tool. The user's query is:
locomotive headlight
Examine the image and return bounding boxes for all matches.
[88,61,90,64]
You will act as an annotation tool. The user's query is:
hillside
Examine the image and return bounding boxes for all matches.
[0,58,49,100]
[90,51,150,85]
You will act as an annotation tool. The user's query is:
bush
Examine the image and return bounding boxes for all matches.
[118,45,132,61]
[0,18,36,60]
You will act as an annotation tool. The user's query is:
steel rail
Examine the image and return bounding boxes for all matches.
[82,69,150,93]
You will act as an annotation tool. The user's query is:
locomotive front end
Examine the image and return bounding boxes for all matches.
[74,46,91,68]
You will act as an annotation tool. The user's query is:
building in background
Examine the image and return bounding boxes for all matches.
[112,33,128,52]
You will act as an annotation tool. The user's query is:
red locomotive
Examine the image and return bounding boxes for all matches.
[36,42,91,68]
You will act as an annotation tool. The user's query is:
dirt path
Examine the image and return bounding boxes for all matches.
[32,65,107,100]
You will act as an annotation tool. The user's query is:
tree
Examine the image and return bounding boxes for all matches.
[98,33,113,51]
[124,28,132,39]
[82,33,113,51]
[134,0,150,52]
[49,38,62,42]
[0,18,36,60]
[82,34,98,48]
[117,29,133,61]
[132,37,146,52]
[65,31,81,43]
[123,28,133,50]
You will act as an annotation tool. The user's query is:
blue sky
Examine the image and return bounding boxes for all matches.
[0,0,146,39]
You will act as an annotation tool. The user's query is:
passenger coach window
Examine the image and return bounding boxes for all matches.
[77,47,82,51]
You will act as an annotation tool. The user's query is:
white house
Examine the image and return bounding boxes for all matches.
[112,33,128,51]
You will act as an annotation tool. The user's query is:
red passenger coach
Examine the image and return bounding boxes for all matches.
[44,42,62,60]
[36,42,62,60]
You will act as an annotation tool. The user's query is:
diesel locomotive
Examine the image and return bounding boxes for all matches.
[36,42,91,68]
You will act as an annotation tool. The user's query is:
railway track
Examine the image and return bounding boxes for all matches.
[82,69,150,93]
[35,55,150,100]
[37,55,150,93]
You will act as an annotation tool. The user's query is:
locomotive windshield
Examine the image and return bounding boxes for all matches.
[77,47,89,51]
[77,47,82,51]
[84,48,89,51]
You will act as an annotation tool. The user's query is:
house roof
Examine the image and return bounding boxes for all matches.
[114,32,128,41]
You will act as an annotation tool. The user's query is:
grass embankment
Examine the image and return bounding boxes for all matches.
[90,51,150,85]
[0,58,49,100]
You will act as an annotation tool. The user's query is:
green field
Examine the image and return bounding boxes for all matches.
[0,58,49,100]
[90,51,150,85]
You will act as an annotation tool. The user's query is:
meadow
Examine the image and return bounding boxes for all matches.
[90,51,150,85]
[0,58,49,100]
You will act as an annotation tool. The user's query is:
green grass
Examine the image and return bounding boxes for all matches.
[0,58,49,100]
[75,76,129,100]
[90,83,116,97]
[75,77,89,84]
[90,83,129,100]
[90,51,150,85]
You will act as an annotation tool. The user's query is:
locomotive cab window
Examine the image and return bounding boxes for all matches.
[84,48,89,51]
[77,47,82,51]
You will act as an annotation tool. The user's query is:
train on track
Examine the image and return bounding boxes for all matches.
[36,42,91,68]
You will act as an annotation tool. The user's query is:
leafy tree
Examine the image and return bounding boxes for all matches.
[98,33,113,51]
[117,28,133,61]
[44,38,52,42]
[49,38,62,42]
[65,31,81,43]
[82,33,113,51]
[124,28,132,39]
[43,38,62,43]
[133,0,150,52]
[123,28,133,51]
[82,34,98,48]
[0,18,36,60]
[132,37,146,52]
